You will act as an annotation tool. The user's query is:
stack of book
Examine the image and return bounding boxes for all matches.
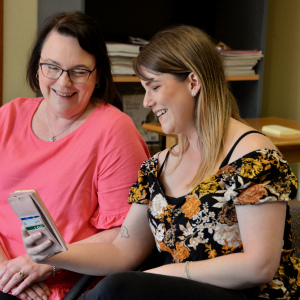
[106,42,141,76]
[217,49,264,76]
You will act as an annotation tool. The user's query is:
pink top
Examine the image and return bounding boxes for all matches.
[0,97,150,299]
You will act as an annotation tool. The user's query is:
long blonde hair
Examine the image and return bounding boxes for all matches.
[132,25,244,187]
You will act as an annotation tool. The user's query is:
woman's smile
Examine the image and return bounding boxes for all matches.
[52,89,77,98]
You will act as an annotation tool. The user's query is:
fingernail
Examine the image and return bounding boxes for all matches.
[35,232,42,238]
[43,296,48,300]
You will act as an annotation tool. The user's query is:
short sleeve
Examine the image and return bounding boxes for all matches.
[128,155,159,205]
[89,109,150,229]
[215,149,298,205]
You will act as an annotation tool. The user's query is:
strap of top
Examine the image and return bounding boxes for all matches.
[219,130,264,169]
[157,145,175,179]
[158,130,264,178]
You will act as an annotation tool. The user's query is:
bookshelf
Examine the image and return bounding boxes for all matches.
[37,0,268,118]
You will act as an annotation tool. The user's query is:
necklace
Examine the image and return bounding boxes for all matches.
[45,107,86,142]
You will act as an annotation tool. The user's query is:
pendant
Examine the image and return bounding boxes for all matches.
[50,137,56,142]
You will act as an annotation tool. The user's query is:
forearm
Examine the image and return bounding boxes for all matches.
[147,252,278,290]
[74,227,120,244]
[43,243,134,276]
[49,227,121,275]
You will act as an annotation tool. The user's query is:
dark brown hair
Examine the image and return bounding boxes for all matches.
[26,11,116,104]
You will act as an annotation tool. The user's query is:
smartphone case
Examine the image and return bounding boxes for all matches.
[7,189,68,258]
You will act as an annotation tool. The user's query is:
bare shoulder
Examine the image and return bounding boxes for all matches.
[228,119,277,163]
[157,147,172,166]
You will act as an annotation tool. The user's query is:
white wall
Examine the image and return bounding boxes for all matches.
[262,0,300,199]
[3,0,37,104]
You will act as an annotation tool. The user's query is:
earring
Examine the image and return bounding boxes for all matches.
[95,82,100,89]
[192,91,196,96]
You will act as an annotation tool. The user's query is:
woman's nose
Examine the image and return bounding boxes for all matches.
[143,93,154,109]
[57,71,72,86]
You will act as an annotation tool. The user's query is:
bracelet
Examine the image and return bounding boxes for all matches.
[53,266,56,278]
[184,261,190,279]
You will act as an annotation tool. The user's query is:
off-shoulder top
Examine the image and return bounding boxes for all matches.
[128,131,299,299]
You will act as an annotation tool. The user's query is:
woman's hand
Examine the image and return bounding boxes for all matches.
[21,226,53,263]
[0,255,51,298]
[11,282,50,300]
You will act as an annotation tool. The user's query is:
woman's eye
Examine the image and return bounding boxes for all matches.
[49,65,60,71]
[152,86,160,91]
[72,70,88,77]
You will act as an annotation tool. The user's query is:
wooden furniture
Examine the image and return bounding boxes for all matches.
[142,117,300,163]
[245,117,300,163]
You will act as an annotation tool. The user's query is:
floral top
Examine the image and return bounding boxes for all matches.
[128,148,300,299]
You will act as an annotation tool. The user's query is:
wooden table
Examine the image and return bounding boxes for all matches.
[142,117,300,163]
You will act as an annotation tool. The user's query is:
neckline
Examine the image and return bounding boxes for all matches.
[154,148,281,201]
[30,98,104,143]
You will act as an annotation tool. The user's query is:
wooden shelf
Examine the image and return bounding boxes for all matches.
[113,76,141,83]
[225,74,259,81]
[113,74,259,83]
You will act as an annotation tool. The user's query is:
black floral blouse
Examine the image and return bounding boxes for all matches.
[128,148,300,299]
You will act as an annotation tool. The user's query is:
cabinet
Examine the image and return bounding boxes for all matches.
[38,0,268,118]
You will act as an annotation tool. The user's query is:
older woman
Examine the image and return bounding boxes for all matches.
[0,12,149,300]
[22,25,299,299]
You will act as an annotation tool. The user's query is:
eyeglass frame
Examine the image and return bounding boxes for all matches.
[39,62,97,83]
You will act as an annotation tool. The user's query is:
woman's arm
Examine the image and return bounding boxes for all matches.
[146,201,286,289]
[75,227,121,244]
[21,203,155,277]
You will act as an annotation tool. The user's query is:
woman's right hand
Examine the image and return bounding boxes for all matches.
[21,226,53,263]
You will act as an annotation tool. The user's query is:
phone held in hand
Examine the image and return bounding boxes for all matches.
[7,189,68,258]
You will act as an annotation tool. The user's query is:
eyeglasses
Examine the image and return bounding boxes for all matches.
[39,63,96,83]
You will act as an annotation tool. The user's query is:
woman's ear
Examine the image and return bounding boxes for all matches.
[188,72,201,96]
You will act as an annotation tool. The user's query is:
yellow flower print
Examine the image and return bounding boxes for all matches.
[129,185,149,203]
[240,158,264,178]
[137,170,145,183]
[221,243,242,255]
[297,268,300,286]
[182,194,201,219]
[205,244,217,258]
[199,176,219,195]
[290,172,298,190]
[158,241,174,256]
[173,242,190,262]
[221,244,232,255]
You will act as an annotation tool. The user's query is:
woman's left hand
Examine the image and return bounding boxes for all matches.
[0,255,52,296]
[11,282,50,300]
